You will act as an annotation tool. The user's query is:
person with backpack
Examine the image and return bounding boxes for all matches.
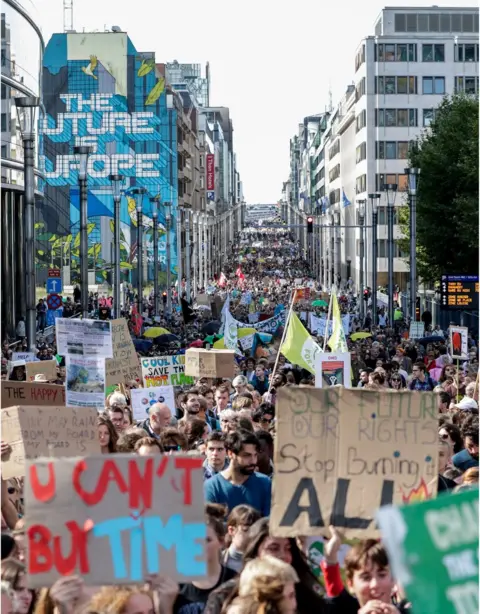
[408,362,437,391]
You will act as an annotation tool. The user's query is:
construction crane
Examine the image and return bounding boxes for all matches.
[64,0,74,32]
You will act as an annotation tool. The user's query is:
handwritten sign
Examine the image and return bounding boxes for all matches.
[271,387,438,539]
[130,386,175,422]
[141,355,194,387]
[105,319,141,387]
[25,454,206,587]
[1,405,99,479]
[26,360,58,382]
[1,382,66,407]
[377,488,479,614]
[12,352,36,363]
[185,349,235,379]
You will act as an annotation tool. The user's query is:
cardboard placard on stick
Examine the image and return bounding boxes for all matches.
[25,454,206,587]
[26,360,58,382]
[185,349,236,379]
[271,386,438,539]
[141,355,194,387]
[105,319,141,387]
[1,405,99,479]
[1,382,66,408]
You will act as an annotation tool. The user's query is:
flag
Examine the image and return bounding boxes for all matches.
[280,312,322,374]
[342,189,351,208]
[235,266,243,277]
[224,309,239,351]
[180,297,195,324]
[327,290,348,352]
[218,272,227,287]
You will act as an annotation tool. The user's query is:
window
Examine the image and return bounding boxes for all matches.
[395,11,479,33]
[1,145,6,158]
[356,142,366,163]
[356,174,367,194]
[355,44,365,71]
[355,77,366,101]
[1,113,7,132]
[376,174,409,192]
[397,142,409,159]
[423,108,435,126]
[422,43,445,61]
[199,155,204,168]
[375,42,417,62]
[455,76,479,94]
[456,43,478,62]
[328,140,340,160]
[375,108,417,127]
[423,76,445,94]
[376,142,411,160]
[376,76,417,94]
[329,164,341,182]
[329,189,341,205]
[355,109,366,132]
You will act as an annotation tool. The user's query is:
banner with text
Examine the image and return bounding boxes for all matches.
[1,382,66,408]
[105,319,142,387]
[141,355,194,387]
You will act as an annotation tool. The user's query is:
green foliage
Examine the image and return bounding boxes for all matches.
[404,93,479,283]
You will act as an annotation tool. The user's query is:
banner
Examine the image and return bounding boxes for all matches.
[449,325,468,360]
[131,385,175,421]
[315,353,352,388]
[309,313,350,338]
[377,488,479,614]
[141,355,194,387]
[105,319,142,387]
[271,387,438,539]
[1,382,66,407]
[66,356,106,409]
[56,319,113,358]
[206,153,215,191]
[25,454,206,587]
[1,405,99,479]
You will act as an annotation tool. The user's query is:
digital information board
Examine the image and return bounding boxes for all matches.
[440,275,479,310]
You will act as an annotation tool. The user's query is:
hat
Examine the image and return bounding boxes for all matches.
[34,374,48,382]
[456,397,478,412]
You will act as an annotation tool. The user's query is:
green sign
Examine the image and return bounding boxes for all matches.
[377,489,479,614]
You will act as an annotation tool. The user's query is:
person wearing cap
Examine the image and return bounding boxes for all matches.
[33,374,48,383]
[455,397,478,413]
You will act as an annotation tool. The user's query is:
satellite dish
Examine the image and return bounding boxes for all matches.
[111,25,122,32]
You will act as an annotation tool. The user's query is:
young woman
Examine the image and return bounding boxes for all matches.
[88,586,154,614]
[97,416,118,454]
[223,506,261,573]
[1,560,35,614]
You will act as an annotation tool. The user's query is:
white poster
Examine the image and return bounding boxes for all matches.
[130,385,175,421]
[56,319,113,358]
[449,325,469,360]
[315,352,352,388]
[309,313,350,337]
[12,352,36,363]
[66,355,105,409]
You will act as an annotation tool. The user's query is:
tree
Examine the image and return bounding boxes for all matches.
[398,94,479,284]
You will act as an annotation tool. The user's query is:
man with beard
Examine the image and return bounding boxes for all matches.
[178,388,203,430]
[452,415,479,472]
[204,430,271,517]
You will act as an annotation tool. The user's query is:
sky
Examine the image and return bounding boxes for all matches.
[35,0,478,203]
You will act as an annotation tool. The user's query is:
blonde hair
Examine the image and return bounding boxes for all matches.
[87,586,152,614]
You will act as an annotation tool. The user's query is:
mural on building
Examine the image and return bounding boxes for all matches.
[39,32,178,285]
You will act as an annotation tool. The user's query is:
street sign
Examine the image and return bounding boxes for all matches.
[207,191,215,201]
[440,274,479,311]
[47,278,63,294]
[48,268,61,278]
[46,307,63,326]
[47,293,62,310]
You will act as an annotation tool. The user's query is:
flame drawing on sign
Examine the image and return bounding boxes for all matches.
[400,478,431,504]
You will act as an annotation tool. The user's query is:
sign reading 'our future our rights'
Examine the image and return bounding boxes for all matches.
[25,454,206,587]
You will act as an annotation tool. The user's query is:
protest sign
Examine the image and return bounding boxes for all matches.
[56,318,113,358]
[1,382,66,407]
[12,352,36,363]
[315,353,352,388]
[1,405,99,479]
[377,488,479,614]
[130,385,175,421]
[409,321,424,339]
[449,325,468,360]
[105,319,142,387]
[271,386,438,539]
[309,313,350,337]
[141,355,194,387]
[185,349,235,379]
[26,360,57,382]
[66,356,105,409]
[25,454,206,587]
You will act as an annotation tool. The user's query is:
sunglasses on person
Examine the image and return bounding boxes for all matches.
[391,378,401,383]
[7,487,16,495]
[439,432,450,440]
[164,444,182,452]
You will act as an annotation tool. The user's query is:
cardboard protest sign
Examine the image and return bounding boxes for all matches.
[141,355,194,387]
[185,349,235,379]
[449,325,468,360]
[315,353,352,388]
[1,382,66,408]
[1,405,99,479]
[377,488,479,614]
[131,385,175,421]
[271,387,438,539]
[105,319,142,387]
[26,360,57,382]
[25,454,206,587]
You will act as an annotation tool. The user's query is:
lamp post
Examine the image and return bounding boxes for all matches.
[176,207,183,297]
[368,192,381,325]
[131,187,146,317]
[357,199,366,324]
[73,144,93,320]
[15,96,40,350]
[346,257,351,281]
[185,209,191,301]
[109,174,124,319]
[386,183,398,328]
[405,167,419,323]
[335,210,341,286]
[164,202,172,317]
[149,196,161,318]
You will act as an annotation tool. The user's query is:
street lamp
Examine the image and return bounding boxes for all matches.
[405,167,419,323]
[164,202,172,317]
[73,145,93,319]
[334,210,341,286]
[149,196,161,318]
[386,183,398,328]
[357,199,366,324]
[368,192,381,325]
[109,174,124,319]
[15,96,39,350]
[131,187,147,317]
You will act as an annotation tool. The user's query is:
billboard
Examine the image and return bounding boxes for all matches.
[39,32,178,284]
[206,153,214,191]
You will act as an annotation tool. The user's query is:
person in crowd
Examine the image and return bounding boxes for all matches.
[232,376,249,397]
[452,414,479,472]
[223,505,261,573]
[204,432,229,480]
[251,365,269,395]
[255,430,274,478]
[183,419,209,450]
[134,436,164,456]
[438,422,463,454]
[1,560,35,614]
[137,402,172,439]
[408,361,437,391]
[116,427,148,453]
[97,415,118,454]
[160,428,188,453]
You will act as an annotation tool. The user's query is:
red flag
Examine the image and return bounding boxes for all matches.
[218,272,227,288]
[236,266,243,277]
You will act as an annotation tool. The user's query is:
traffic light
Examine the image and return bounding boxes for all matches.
[162,291,167,305]
[415,296,421,321]
[363,288,370,301]
[307,216,313,234]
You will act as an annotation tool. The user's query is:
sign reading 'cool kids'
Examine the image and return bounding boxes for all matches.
[40,93,162,183]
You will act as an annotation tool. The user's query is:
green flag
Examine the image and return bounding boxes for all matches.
[280,312,321,374]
